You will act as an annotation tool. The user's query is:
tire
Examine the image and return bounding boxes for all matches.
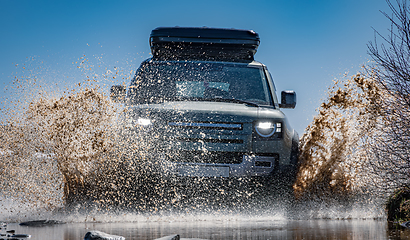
[286,139,299,186]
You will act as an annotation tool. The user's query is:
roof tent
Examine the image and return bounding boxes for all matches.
[149,27,260,62]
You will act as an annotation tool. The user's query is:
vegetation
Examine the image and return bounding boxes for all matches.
[367,0,410,192]
[386,187,410,222]
[367,0,410,221]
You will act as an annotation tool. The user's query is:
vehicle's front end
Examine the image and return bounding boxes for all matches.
[114,60,298,186]
[110,27,299,201]
[126,103,292,176]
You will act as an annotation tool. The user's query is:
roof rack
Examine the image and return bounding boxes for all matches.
[149,27,260,62]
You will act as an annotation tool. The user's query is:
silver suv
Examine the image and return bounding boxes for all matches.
[111,27,299,187]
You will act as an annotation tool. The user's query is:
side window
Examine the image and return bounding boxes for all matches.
[265,68,279,108]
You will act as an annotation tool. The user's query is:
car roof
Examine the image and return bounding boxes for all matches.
[150,27,260,62]
[144,58,266,68]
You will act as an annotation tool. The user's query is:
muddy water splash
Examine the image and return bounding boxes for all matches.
[294,72,384,200]
[26,87,118,203]
[0,83,121,211]
[0,55,145,216]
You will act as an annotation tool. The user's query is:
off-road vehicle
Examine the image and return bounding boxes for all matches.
[111,27,299,190]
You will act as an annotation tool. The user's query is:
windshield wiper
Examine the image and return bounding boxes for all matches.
[202,98,260,107]
[169,97,260,107]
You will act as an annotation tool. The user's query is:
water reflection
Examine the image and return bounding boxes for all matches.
[7,219,409,240]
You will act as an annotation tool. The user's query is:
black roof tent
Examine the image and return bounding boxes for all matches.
[149,27,260,62]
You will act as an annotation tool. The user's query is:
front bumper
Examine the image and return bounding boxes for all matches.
[155,153,281,178]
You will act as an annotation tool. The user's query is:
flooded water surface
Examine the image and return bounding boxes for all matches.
[2,218,407,240]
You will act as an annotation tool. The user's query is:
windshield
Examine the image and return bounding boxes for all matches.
[128,61,273,106]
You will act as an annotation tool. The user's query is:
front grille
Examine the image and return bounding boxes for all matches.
[175,137,243,144]
[168,121,243,130]
[165,151,244,164]
[255,161,271,167]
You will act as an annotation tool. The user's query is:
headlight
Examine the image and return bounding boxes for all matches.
[137,118,152,126]
[126,117,153,131]
[255,121,281,138]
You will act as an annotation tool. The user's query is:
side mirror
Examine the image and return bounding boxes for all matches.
[279,90,296,109]
[110,85,126,103]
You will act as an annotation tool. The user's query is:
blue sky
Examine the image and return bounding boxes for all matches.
[0,0,392,134]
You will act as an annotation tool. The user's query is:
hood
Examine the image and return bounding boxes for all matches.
[126,101,286,123]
